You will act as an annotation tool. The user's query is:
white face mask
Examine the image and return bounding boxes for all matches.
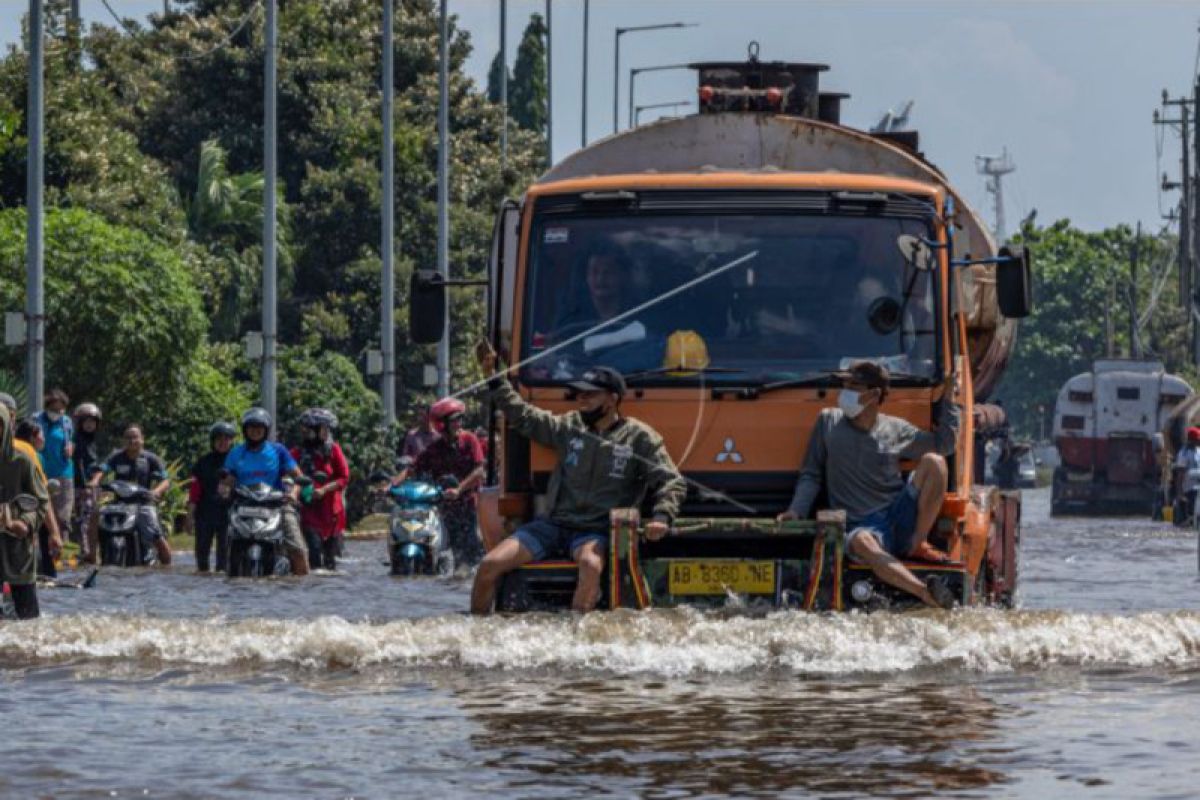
[838,389,865,419]
[45,410,62,422]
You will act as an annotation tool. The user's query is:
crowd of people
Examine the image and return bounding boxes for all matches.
[0,386,492,619]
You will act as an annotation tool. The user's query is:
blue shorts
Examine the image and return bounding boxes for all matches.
[847,481,920,558]
[512,518,607,561]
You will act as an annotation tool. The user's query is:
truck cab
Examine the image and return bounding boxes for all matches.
[417,53,1031,611]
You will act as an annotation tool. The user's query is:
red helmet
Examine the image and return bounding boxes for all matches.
[429,397,466,433]
[1187,427,1200,443]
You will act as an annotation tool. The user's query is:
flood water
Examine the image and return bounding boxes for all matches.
[3,488,1200,798]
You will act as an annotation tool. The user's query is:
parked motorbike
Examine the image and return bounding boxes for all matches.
[372,466,454,577]
[226,478,305,578]
[97,481,159,567]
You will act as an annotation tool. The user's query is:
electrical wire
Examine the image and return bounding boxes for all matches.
[99,0,262,63]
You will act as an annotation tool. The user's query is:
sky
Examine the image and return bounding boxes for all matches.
[2,0,1199,233]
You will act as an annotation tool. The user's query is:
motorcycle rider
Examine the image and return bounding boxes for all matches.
[88,423,173,566]
[220,408,310,576]
[71,402,103,564]
[187,422,236,573]
[397,397,485,568]
[0,398,50,619]
[290,408,349,570]
[1175,426,1200,523]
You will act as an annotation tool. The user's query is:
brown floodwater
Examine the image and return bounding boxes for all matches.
[2,487,1199,799]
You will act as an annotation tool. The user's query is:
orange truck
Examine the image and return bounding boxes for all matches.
[413,51,1032,611]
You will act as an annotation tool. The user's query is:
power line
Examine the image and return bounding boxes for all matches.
[100,0,262,63]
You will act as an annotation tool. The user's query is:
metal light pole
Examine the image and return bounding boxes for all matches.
[612,23,694,134]
[545,0,552,167]
[581,0,588,147]
[500,0,507,171]
[261,0,278,425]
[436,0,450,399]
[25,0,44,414]
[380,0,396,425]
[628,63,689,131]
[634,100,690,127]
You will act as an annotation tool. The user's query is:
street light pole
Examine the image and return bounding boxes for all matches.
[436,0,450,399]
[381,0,396,426]
[581,0,588,147]
[545,0,552,167]
[500,0,507,171]
[261,0,278,426]
[629,63,690,132]
[25,0,44,414]
[612,23,695,133]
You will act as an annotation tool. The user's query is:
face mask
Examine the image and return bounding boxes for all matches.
[45,411,62,422]
[579,405,607,428]
[838,389,864,419]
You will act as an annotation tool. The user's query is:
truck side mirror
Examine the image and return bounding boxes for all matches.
[409,270,447,344]
[997,245,1033,318]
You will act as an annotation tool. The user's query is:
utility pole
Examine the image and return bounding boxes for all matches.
[261,0,278,425]
[1156,90,1194,363]
[436,0,450,399]
[581,0,588,148]
[1130,221,1141,359]
[25,0,44,415]
[975,148,1017,243]
[545,0,552,167]
[1193,75,1200,365]
[500,0,507,172]
[380,0,396,426]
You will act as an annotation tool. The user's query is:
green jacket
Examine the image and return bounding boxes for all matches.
[0,406,50,586]
[492,380,686,530]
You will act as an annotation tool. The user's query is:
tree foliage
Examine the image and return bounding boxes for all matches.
[998,220,1192,437]
[509,13,547,134]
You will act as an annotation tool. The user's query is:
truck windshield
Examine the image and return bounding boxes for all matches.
[519,212,939,386]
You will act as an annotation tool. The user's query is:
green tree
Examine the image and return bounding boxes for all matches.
[509,13,547,133]
[486,50,509,105]
[997,220,1190,437]
[0,207,207,430]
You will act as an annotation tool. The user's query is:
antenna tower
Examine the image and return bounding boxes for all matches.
[976,148,1017,242]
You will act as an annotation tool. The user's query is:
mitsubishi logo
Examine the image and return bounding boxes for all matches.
[715,438,744,464]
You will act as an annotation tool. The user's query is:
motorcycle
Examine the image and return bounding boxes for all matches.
[226,479,304,578]
[97,481,159,567]
[373,468,454,577]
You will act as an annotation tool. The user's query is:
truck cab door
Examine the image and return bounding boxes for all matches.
[488,199,521,357]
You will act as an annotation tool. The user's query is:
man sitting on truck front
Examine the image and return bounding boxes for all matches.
[471,340,686,615]
[777,360,959,609]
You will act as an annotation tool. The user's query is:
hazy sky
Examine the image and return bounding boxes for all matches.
[3,1,1198,233]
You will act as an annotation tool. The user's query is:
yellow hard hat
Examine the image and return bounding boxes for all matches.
[662,330,711,375]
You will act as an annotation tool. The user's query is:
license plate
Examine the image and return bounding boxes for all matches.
[667,560,776,596]
[239,507,274,519]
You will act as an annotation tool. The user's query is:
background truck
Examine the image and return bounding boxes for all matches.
[1051,359,1192,515]
[413,47,1032,611]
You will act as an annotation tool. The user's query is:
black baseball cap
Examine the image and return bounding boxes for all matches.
[569,366,626,399]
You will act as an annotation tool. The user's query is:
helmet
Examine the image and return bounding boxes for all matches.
[429,397,466,433]
[241,407,272,433]
[662,330,710,375]
[299,407,338,431]
[73,402,101,422]
[1187,426,1200,443]
[209,421,237,439]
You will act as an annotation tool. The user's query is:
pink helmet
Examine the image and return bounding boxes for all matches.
[429,397,466,433]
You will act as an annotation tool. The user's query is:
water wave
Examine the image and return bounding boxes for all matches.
[2,609,1199,676]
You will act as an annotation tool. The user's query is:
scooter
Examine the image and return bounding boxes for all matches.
[373,467,454,577]
[226,480,301,578]
[97,481,159,567]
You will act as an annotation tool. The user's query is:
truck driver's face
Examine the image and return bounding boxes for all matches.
[586,255,625,314]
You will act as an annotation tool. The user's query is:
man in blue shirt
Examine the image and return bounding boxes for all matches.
[221,408,310,575]
[35,389,74,551]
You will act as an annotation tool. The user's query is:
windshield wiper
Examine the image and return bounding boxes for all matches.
[729,369,933,399]
[624,365,748,384]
